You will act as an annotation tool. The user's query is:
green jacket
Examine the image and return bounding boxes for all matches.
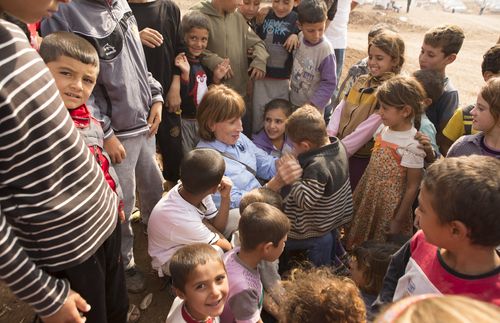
[190,1,268,96]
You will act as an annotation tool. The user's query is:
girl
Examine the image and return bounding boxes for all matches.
[327,30,405,190]
[252,98,294,157]
[350,241,400,320]
[346,76,426,249]
[447,77,500,158]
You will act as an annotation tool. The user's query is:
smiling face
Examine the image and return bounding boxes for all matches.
[264,108,287,141]
[238,0,260,21]
[0,0,68,23]
[176,260,229,321]
[272,0,294,18]
[299,21,325,45]
[471,93,498,133]
[211,117,243,145]
[368,45,396,77]
[185,27,209,58]
[46,55,99,110]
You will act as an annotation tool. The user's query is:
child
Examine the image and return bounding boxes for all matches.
[252,99,294,157]
[378,156,500,306]
[41,0,165,293]
[350,241,399,320]
[148,149,233,277]
[447,77,500,158]
[190,0,268,99]
[418,25,464,154]
[238,0,261,30]
[220,202,290,323]
[0,1,129,321]
[252,0,298,133]
[290,0,337,113]
[333,22,397,108]
[346,76,425,249]
[129,0,184,188]
[327,30,405,190]
[280,267,367,323]
[282,105,353,268]
[167,243,229,323]
[39,31,125,221]
[412,69,445,162]
[375,295,500,323]
[175,11,229,154]
[442,44,500,149]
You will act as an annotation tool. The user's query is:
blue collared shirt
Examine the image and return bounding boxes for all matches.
[197,134,277,208]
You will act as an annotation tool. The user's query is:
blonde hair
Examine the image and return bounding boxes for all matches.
[376,295,500,323]
[196,85,246,141]
[369,31,405,74]
[479,77,500,123]
[281,267,367,323]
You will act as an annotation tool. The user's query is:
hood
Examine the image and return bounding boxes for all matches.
[190,1,223,17]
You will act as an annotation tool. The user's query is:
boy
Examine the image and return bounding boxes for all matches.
[167,243,229,323]
[39,31,125,222]
[148,149,232,277]
[252,0,298,133]
[283,105,352,268]
[129,0,184,188]
[442,44,500,151]
[290,0,337,113]
[41,0,165,293]
[418,24,464,154]
[238,0,261,30]
[175,11,229,154]
[0,1,128,322]
[191,0,268,98]
[378,156,500,306]
[221,202,290,323]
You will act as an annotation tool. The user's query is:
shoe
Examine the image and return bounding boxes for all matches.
[127,304,140,323]
[130,207,141,223]
[125,267,146,294]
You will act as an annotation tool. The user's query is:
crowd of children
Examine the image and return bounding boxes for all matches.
[0,0,499,323]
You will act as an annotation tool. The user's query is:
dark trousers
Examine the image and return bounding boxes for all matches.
[38,221,129,323]
[157,109,183,182]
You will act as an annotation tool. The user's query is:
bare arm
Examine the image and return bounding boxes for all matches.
[208,177,232,233]
[389,168,422,234]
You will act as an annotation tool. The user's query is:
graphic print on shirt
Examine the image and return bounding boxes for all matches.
[189,69,208,106]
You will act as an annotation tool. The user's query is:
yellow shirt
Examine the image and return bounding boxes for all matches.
[442,105,478,141]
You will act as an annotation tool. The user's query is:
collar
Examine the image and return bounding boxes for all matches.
[181,304,214,323]
[69,104,91,128]
[297,140,339,165]
[302,36,324,47]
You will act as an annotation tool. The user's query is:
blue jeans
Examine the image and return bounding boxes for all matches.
[285,232,334,267]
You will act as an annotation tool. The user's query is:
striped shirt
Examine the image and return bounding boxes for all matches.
[283,139,353,240]
[0,20,118,317]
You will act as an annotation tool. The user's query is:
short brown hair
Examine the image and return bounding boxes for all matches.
[412,69,445,104]
[39,31,99,67]
[369,31,405,74]
[238,202,290,251]
[481,45,500,75]
[180,149,225,195]
[281,267,367,323]
[480,77,500,123]
[170,243,225,292]
[422,156,500,246]
[196,85,246,141]
[286,105,327,147]
[239,187,283,214]
[423,24,465,57]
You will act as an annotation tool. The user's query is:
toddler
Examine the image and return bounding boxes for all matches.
[346,76,425,249]
[252,99,294,157]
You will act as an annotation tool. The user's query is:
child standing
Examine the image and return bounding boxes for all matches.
[252,0,298,133]
[238,0,261,30]
[175,11,229,154]
[282,105,353,267]
[167,243,229,323]
[327,30,405,190]
[252,99,294,157]
[221,202,290,323]
[447,77,500,158]
[378,156,500,306]
[346,76,425,249]
[290,0,337,113]
[148,149,232,277]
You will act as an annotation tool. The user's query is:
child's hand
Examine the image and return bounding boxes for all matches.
[276,154,302,185]
[248,66,265,80]
[213,58,231,84]
[415,131,435,163]
[256,6,271,25]
[104,135,126,164]
[226,64,234,79]
[174,52,190,76]
[283,34,298,52]
[139,27,163,48]
[218,176,233,199]
[42,289,90,323]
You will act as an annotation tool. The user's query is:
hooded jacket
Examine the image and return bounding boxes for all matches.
[41,0,163,139]
[190,1,268,97]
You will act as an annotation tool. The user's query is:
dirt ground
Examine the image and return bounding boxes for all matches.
[1,2,498,323]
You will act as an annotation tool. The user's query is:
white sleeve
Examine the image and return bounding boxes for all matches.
[398,143,425,168]
[203,195,218,220]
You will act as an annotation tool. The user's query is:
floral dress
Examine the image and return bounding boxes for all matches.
[346,133,414,249]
